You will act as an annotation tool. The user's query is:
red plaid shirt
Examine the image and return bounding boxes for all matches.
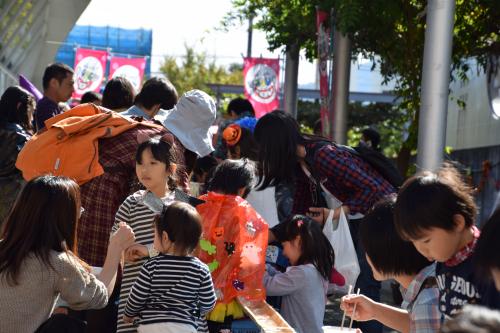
[293,142,396,215]
[444,225,480,267]
[77,125,189,266]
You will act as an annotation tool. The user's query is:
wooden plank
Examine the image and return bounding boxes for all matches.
[237,296,296,333]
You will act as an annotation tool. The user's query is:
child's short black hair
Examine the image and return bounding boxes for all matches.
[135,77,178,110]
[155,202,202,254]
[474,208,500,276]
[136,135,179,190]
[227,97,255,117]
[360,196,431,276]
[283,215,335,281]
[394,165,477,240]
[207,159,255,197]
[440,305,500,333]
[80,91,102,104]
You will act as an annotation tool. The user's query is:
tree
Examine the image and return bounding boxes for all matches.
[159,45,243,96]
[297,100,405,157]
[225,0,500,175]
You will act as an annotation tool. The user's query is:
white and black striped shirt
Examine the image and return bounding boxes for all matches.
[113,191,210,333]
[123,254,216,329]
[113,191,172,333]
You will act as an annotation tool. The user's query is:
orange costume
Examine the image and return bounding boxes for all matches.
[196,192,268,322]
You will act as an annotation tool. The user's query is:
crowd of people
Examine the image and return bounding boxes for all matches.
[0,62,499,333]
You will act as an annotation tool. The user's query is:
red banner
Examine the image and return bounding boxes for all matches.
[243,57,280,118]
[73,48,108,99]
[109,56,147,93]
[316,9,331,137]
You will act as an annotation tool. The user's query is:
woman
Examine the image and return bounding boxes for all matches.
[254,110,395,333]
[0,86,35,225]
[222,121,292,228]
[0,175,135,332]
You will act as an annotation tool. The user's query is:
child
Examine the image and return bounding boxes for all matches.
[264,215,335,333]
[123,202,215,332]
[0,175,134,333]
[114,134,197,333]
[394,165,500,317]
[475,208,500,291]
[196,159,269,330]
[222,122,259,161]
[341,196,441,333]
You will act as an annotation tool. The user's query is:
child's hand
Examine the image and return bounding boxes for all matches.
[125,244,149,263]
[340,294,376,322]
[110,222,136,251]
[122,315,136,324]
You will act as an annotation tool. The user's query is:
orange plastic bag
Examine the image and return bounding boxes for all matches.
[196,192,268,305]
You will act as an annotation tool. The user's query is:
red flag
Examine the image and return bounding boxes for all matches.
[243,57,280,118]
[109,56,147,93]
[316,9,331,137]
[73,48,108,99]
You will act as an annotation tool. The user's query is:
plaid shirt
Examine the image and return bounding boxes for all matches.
[445,226,480,267]
[77,125,190,266]
[401,264,442,333]
[293,142,395,215]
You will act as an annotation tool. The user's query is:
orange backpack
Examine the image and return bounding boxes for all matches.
[16,104,157,184]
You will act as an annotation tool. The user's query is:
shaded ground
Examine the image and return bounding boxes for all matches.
[323,281,399,333]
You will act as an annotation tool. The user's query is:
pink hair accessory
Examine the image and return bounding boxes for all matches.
[297,220,304,227]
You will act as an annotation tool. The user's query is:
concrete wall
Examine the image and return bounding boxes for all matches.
[446,63,500,150]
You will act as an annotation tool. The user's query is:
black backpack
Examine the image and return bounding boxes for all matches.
[351,145,404,188]
[307,140,404,189]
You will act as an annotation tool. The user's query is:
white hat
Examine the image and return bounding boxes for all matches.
[155,90,216,157]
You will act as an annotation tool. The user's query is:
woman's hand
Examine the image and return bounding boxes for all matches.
[109,222,135,252]
[124,244,148,263]
[340,294,376,322]
[306,207,330,225]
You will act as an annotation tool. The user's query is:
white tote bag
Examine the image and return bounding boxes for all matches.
[323,207,360,294]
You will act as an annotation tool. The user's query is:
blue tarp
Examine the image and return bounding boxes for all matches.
[55,25,153,79]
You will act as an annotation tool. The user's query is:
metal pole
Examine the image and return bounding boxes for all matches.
[331,30,351,144]
[284,43,299,118]
[416,0,456,172]
[247,16,253,58]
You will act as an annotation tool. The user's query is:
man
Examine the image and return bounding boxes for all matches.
[121,77,177,120]
[35,63,74,131]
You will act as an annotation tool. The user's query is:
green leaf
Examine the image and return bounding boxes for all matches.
[200,239,217,255]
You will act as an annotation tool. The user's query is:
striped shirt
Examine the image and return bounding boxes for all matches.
[113,190,210,333]
[124,254,216,329]
[113,190,175,333]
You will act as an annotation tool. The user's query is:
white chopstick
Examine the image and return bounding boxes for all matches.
[340,284,353,330]
[349,288,361,329]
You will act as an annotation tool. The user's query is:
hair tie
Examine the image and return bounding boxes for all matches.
[222,124,242,146]
[297,220,304,227]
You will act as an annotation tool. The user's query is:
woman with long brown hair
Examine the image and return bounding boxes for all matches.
[0,175,135,333]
